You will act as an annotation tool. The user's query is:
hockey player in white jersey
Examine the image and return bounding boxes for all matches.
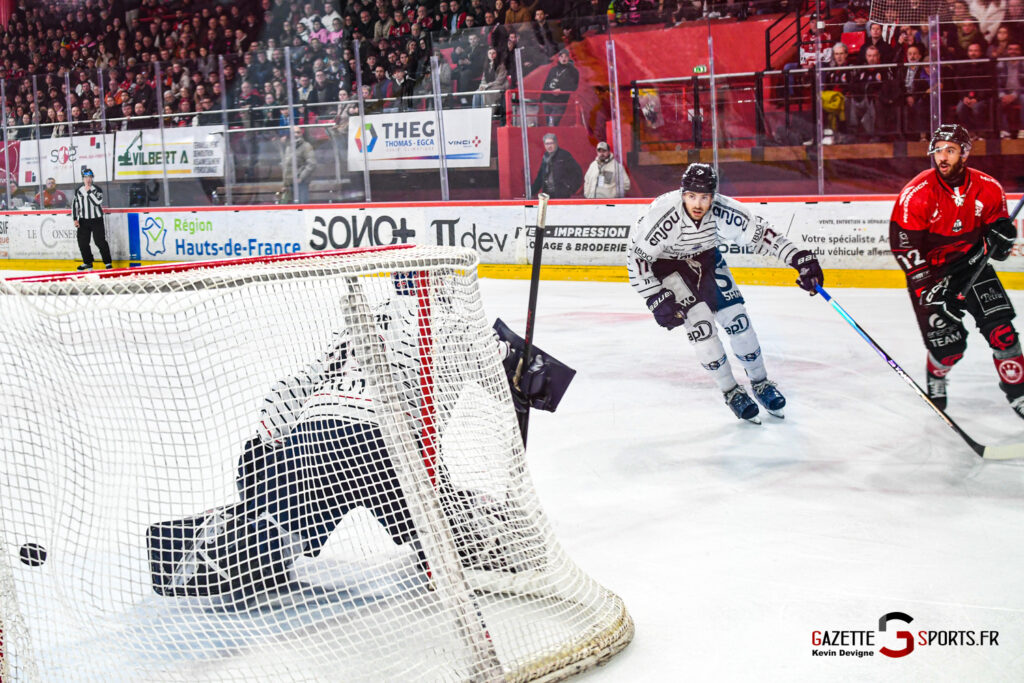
[627,163,824,422]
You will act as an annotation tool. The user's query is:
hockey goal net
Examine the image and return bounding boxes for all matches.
[0,245,632,682]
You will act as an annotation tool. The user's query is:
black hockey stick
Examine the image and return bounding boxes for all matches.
[816,284,1024,460]
[955,193,1024,301]
[513,192,550,447]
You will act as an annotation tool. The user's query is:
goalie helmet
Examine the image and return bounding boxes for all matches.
[392,271,418,296]
[680,163,718,195]
[928,124,972,156]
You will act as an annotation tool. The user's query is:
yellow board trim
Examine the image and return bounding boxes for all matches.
[7,260,1024,291]
[477,264,1024,290]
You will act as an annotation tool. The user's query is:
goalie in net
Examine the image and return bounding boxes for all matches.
[147,272,575,606]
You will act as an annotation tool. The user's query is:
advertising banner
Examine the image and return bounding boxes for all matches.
[18,134,116,185]
[297,200,1022,271]
[114,126,225,179]
[347,109,492,171]
[720,201,896,270]
[6,212,90,260]
[126,210,303,261]
[10,197,1015,278]
[0,140,20,184]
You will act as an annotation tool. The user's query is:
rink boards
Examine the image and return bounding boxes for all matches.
[0,195,1021,288]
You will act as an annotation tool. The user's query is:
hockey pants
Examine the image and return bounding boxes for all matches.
[909,264,1024,400]
[653,250,768,391]
[240,418,418,556]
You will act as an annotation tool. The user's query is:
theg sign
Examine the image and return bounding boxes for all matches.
[348,109,492,171]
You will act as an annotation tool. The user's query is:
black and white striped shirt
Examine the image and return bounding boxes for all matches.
[72,184,104,220]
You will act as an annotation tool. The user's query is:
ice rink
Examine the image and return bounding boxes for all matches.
[4,266,1024,681]
[478,277,1024,683]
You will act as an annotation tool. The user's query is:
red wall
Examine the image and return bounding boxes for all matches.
[498,125,598,199]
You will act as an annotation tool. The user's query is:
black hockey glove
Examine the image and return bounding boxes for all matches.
[985,217,1016,262]
[919,276,966,320]
[646,289,686,329]
[790,250,824,295]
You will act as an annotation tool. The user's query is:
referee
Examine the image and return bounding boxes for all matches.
[72,167,111,270]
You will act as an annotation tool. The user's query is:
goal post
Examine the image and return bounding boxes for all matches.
[0,246,633,681]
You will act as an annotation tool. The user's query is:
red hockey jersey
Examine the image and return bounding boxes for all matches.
[890,167,1008,295]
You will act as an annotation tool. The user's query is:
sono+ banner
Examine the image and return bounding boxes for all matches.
[295,201,949,270]
[114,126,225,179]
[347,108,492,171]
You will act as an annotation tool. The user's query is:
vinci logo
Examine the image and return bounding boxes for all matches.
[354,123,378,153]
[127,214,167,260]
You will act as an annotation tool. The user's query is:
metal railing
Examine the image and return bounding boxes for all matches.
[0,19,1021,206]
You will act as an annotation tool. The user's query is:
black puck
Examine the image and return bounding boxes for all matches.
[19,542,47,567]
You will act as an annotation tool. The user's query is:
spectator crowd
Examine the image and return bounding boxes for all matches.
[789,0,1024,142]
[0,0,604,139]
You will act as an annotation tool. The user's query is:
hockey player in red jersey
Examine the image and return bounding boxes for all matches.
[890,123,1022,417]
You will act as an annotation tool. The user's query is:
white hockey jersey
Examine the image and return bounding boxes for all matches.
[626,190,800,298]
[256,295,511,445]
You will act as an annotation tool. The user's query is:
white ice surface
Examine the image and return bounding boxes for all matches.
[6,268,1024,681]
[477,277,1024,683]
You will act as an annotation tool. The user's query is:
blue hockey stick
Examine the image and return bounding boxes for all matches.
[815,284,1024,461]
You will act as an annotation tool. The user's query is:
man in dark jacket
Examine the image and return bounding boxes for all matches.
[541,48,579,125]
[530,133,582,198]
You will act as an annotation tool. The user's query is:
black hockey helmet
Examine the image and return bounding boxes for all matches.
[928,124,972,155]
[680,163,718,195]
[81,167,94,177]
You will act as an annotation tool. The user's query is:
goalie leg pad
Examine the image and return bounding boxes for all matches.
[148,504,300,599]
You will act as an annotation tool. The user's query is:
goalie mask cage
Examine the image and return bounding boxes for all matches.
[0,245,632,682]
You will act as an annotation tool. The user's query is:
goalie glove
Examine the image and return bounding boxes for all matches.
[493,319,577,413]
[985,217,1016,262]
[646,289,687,329]
[789,249,824,295]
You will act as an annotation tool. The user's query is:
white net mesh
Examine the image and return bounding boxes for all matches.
[867,0,943,25]
[0,246,632,682]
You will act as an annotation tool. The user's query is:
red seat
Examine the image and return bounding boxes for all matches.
[840,31,867,53]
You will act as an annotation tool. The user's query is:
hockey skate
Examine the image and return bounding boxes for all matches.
[724,385,760,424]
[751,379,786,418]
[926,371,948,410]
[1009,396,1024,420]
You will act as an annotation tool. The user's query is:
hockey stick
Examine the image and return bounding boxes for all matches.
[955,193,1024,301]
[514,192,550,447]
[815,284,1024,461]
